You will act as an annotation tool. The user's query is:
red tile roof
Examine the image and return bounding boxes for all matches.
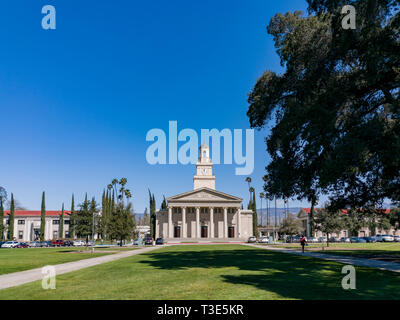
[300,208,390,214]
[3,210,71,217]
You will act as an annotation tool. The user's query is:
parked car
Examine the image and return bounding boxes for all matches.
[132,239,139,245]
[394,236,400,242]
[29,241,41,247]
[308,237,319,243]
[86,240,95,246]
[40,241,53,247]
[16,242,29,248]
[1,241,19,248]
[144,237,154,245]
[73,240,86,247]
[340,237,351,243]
[329,237,341,243]
[363,236,376,243]
[52,240,65,247]
[318,237,327,243]
[63,240,74,247]
[286,236,300,243]
[247,236,257,243]
[0,241,6,247]
[350,237,366,243]
[257,237,269,244]
[155,238,164,245]
[375,234,394,242]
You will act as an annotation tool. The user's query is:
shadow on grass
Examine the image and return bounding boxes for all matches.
[139,246,400,299]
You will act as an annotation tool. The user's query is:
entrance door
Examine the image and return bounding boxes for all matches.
[201,226,208,238]
[228,226,235,238]
[174,226,181,238]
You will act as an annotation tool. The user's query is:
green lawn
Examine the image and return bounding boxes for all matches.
[0,244,399,300]
[0,247,136,275]
[265,242,400,258]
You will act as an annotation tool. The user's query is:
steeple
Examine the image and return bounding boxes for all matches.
[193,144,216,189]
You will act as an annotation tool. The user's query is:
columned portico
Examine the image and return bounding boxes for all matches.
[155,144,254,241]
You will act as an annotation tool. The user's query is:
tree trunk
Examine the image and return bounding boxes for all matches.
[326,233,329,247]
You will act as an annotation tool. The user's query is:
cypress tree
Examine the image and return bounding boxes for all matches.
[69,194,75,239]
[60,203,64,239]
[40,192,46,241]
[0,198,4,240]
[252,191,257,237]
[9,193,15,240]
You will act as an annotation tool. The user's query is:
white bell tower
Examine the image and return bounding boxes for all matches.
[193,144,216,190]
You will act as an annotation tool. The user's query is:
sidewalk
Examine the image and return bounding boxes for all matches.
[0,245,161,290]
[245,243,400,273]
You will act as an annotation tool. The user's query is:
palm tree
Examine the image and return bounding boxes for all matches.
[245,177,252,202]
[259,192,265,226]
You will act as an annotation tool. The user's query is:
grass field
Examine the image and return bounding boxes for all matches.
[0,244,399,300]
[0,247,137,275]
[266,242,400,258]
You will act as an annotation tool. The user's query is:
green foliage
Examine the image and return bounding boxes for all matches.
[9,193,15,240]
[60,203,64,239]
[247,1,400,210]
[76,194,93,243]
[0,198,4,240]
[315,209,344,242]
[69,194,77,239]
[40,192,45,241]
[149,190,156,238]
[279,214,303,235]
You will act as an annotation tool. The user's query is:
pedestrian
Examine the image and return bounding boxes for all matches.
[300,234,307,253]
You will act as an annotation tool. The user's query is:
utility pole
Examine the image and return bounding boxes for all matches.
[274,197,277,241]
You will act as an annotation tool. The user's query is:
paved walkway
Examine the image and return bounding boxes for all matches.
[245,244,400,273]
[0,246,161,290]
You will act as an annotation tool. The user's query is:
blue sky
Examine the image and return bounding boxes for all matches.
[0,0,315,212]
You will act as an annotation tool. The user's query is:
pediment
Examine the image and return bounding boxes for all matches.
[168,188,242,203]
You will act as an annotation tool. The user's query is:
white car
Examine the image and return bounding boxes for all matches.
[1,241,19,248]
[375,234,394,242]
[308,237,319,243]
[257,237,269,244]
[318,237,327,242]
[73,240,86,246]
[394,236,400,242]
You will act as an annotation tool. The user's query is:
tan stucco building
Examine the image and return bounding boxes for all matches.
[156,144,253,241]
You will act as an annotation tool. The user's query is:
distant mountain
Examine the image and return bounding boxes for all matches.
[256,207,303,226]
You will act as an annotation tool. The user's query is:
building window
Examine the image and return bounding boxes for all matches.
[187,207,195,214]
[173,207,182,214]
[18,220,25,225]
[215,208,222,214]
[53,220,60,225]
[201,207,209,214]
[65,231,70,238]
[18,231,23,240]
[53,231,58,239]
[64,220,70,224]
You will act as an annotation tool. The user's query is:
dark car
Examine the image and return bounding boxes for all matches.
[144,237,154,245]
[63,240,74,247]
[0,241,6,247]
[16,242,29,248]
[40,241,52,247]
[363,236,376,243]
[155,238,163,245]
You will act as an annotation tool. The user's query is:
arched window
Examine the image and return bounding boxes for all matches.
[203,151,206,158]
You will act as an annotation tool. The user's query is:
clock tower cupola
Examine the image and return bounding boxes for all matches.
[193,144,216,190]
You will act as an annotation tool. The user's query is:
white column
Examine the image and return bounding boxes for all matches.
[168,207,173,238]
[182,207,187,238]
[236,209,241,238]
[196,207,200,238]
[210,207,214,238]
[223,207,228,238]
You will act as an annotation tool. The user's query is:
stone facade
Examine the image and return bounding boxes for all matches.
[156,144,253,241]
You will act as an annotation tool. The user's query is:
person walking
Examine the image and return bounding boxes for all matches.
[300,234,307,253]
